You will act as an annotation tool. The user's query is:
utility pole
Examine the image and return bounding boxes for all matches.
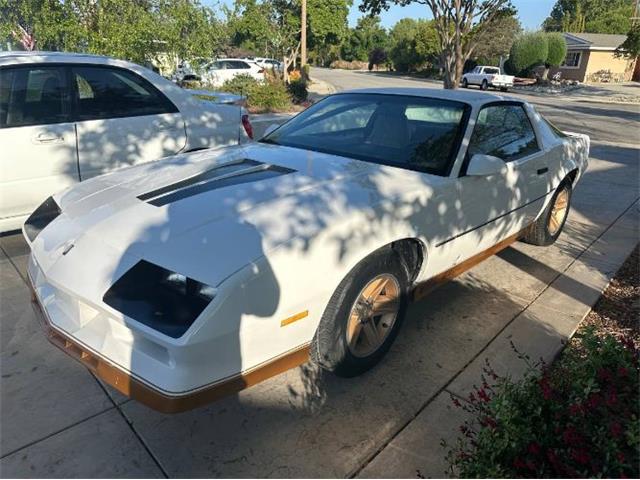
[301,0,307,67]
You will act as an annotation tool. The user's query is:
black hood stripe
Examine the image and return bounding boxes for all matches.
[138,159,295,207]
[138,159,262,201]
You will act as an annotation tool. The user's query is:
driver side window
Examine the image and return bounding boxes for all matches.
[468,104,540,162]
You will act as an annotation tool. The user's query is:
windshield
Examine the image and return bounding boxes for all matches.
[262,93,469,176]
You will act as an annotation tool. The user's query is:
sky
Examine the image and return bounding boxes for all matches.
[212,0,558,30]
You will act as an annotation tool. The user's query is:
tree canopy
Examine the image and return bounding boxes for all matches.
[341,16,388,62]
[542,0,634,34]
[359,0,516,88]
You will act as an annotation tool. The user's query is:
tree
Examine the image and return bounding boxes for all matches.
[341,16,388,61]
[307,0,351,66]
[542,0,634,35]
[509,32,548,75]
[360,0,515,89]
[388,18,437,72]
[0,0,225,66]
[546,32,567,66]
[508,31,567,79]
[615,24,640,59]
[471,13,521,65]
[368,46,387,69]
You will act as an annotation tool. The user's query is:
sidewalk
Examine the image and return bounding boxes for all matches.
[358,198,638,478]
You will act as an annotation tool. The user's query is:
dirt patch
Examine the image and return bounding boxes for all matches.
[580,245,639,346]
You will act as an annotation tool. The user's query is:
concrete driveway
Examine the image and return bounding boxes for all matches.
[1,71,638,478]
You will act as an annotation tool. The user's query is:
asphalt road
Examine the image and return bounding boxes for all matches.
[310,67,640,146]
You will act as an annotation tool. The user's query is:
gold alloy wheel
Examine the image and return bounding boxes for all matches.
[346,274,401,358]
[548,188,569,236]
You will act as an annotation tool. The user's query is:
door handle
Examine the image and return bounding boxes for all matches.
[537,167,549,175]
[156,123,177,131]
[33,133,64,144]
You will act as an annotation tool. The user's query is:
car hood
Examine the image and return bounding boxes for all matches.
[39,143,421,289]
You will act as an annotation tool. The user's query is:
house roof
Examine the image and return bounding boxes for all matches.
[564,32,627,51]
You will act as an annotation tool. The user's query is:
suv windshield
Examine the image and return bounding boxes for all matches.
[262,93,469,176]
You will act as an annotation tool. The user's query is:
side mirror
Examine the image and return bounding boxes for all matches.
[262,123,280,139]
[466,153,507,176]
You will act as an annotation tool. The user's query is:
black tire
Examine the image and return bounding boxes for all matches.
[462,78,468,88]
[481,79,489,90]
[311,248,409,377]
[522,181,572,246]
[500,86,509,92]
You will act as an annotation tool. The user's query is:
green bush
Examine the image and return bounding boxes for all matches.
[546,32,568,67]
[445,328,639,478]
[220,74,259,96]
[509,32,549,75]
[247,80,291,112]
[287,79,308,104]
[221,74,291,112]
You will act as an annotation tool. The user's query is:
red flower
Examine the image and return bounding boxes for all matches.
[477,388,490,403]
[618,367,628,377]
[538,377,553,400]
[528,442,541,455]
[569,403,583,415]
[513,457,527,469]
[597,368,612,381]
[562,426,582,446]
[571,448,590,465]
[587,393,603,409]
[606,390,618,407]
[617,452,626,463]
[609,421,623,438]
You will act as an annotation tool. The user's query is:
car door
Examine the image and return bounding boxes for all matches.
[448,102,549,261]
[71,65,187,180]
[0,65,78,230]
[467,67,481,85]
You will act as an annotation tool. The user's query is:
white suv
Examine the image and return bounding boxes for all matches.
[202,59,265,87]
[0,52,253,233]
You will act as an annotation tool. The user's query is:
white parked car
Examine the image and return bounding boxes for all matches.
[254,57,284,73]
[26,88,589,412]
[202,58,265,87]
[462,66,514,91]
[0,52,253,233]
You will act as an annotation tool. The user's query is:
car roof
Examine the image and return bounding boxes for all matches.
[339,87,520,107]
[0,51,144,69]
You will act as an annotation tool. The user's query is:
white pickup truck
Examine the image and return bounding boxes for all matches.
[461,66,514,91]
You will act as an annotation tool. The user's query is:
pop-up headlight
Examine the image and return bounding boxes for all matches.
[24,196,61,242]
[103,260,216,338]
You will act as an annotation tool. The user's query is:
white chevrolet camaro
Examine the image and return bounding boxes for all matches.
[26,88,589,412]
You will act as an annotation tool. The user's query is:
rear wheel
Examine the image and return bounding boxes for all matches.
[462,78,468,88]
[481,79,489,90]
[500,86,509,92]
[522,181,572,246]
[311,248,409,377]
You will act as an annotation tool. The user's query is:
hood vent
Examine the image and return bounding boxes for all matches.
[138,159,295,207]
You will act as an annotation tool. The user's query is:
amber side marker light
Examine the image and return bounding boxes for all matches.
[280,310,309,327]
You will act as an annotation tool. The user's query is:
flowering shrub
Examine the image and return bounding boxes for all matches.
[445,328,639,478]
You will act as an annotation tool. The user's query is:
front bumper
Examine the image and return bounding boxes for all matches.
[28,268,309,413]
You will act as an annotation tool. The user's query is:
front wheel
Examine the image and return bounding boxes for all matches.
[500,86,509,92]
[522,181,572,246]
[311,248,409,377]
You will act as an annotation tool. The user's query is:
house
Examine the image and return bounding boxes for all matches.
[551,32,638,83]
